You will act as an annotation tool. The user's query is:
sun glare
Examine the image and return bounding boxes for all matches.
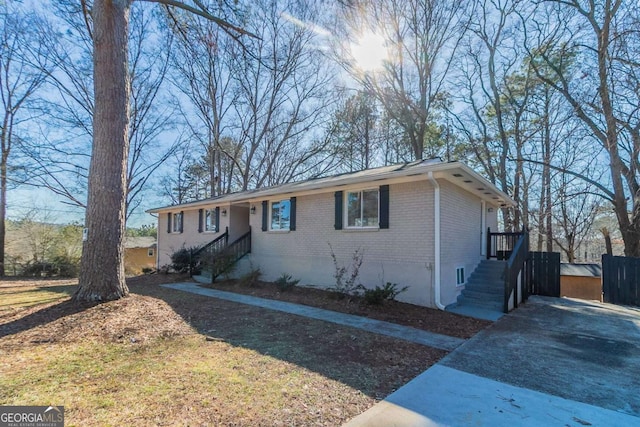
[350,31,387,72]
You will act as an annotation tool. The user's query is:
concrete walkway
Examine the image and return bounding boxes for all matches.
[162,282,464,351]
[345,296,640,426]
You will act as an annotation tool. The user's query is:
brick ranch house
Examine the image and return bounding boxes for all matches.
[148,159,514,309]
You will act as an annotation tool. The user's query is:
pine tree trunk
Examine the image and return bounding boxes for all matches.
[0,158,6,277]
[74,0,131,302]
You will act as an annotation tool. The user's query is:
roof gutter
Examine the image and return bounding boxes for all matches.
[428,171,445,310]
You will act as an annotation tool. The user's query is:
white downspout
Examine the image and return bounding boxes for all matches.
[481,201,487,257]
[428,172,445,310]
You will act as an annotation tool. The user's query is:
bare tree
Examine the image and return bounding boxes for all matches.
[229,0,336,190]
[159,138,201,204]
[339,0,471,160]
[552,178,600,262]
[524,0,640,256]
[28,1,178,219]
[166,4,238,196]
[328,90,381,172]
[0,5,50,276]
[452,0,532,230]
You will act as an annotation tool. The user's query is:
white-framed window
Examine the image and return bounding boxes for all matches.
[346,189,379,228]
[148,248,154,257]
[205,209,216,232]
[271,199,291,230]
[172,212,183,233]
[456,267,465,286]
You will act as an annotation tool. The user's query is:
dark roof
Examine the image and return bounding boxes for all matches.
[560,263,602,277]
[147,159,515,213]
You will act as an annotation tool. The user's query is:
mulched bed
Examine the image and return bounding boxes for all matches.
[201,277,491,339]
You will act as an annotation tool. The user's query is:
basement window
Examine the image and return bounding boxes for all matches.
[456,267,465,286]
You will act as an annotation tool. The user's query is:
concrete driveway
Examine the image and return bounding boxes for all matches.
[346,296,640,426]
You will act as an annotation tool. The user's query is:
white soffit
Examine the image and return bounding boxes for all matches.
[433,164,514,207]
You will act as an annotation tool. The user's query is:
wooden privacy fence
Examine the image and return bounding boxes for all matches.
[602,255,640,307]
[526,251,561,298]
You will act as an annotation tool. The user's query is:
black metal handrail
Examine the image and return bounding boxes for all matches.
[487,228,525,260]
[503,231,529,313]
[210,229,252,281]
[192,227,229,259]
[189,228,229,276]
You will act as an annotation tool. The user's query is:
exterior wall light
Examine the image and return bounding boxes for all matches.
[221,208,227,216]
[250,206,256,215]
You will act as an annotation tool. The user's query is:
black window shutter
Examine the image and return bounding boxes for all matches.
[261,200,268,231]
[179,211,184,233]
[290,197,297,231]
[379,185,389,229]
[198,209,203,233]
[334,191,343,230]
[215,207,220,232]
[167,212,172,233]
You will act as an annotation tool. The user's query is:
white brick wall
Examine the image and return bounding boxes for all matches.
[245,180,435,307]
[439,180,487,305]
[157,204,232,268]
[154,177,504,308]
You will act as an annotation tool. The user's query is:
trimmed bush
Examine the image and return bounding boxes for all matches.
[362,282,409,305]
[275,273,299,292]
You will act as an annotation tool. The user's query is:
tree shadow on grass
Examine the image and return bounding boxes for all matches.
[131,282,446,400]
[0,289,95,340]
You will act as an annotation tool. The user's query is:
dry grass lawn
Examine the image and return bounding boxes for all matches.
[0,275,454,426]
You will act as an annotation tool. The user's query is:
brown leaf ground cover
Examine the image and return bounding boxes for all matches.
[0,274,478,426]
[205,277,490,339]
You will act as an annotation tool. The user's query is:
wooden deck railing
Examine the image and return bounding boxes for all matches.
[487,228,525,260]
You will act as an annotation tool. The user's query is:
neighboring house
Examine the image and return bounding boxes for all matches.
[560,263,602,302]
[124,236,157,275]
[147,160,514,308]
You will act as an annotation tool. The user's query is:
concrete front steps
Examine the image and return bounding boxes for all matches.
[446,260,507,321]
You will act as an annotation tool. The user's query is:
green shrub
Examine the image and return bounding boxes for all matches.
[51,254,80,278]
[275,273,299,292]
[142,267,154,274]
[361,282,409,305]
[21,262,53,277]
[170,246,200,273]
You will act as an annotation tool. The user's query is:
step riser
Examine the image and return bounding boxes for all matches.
[462,290,503,300]
[457,296,502,311]
[467,273,504,282]
[455,261,506,313]
[471,270,504,277]
[466,281,502,287]
[465,282,503,290]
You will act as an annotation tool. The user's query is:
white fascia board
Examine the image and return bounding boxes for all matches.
[147,161,514,213]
